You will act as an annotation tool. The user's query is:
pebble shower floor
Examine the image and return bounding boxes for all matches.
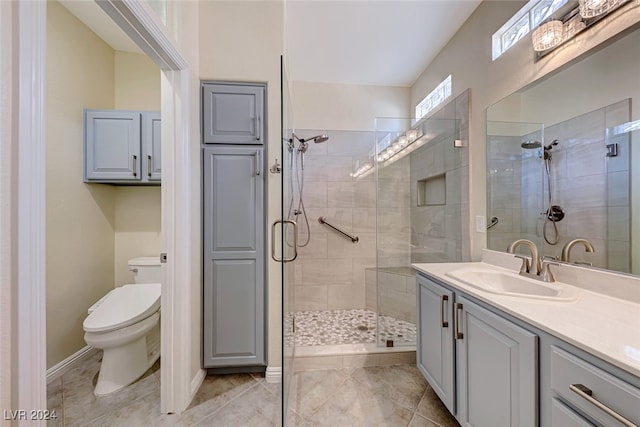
[290,309,416,347]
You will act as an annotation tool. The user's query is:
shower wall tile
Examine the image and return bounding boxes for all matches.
[555,174,606,208]
[304,181,328,208]
[304,207,329,234]
[606,134,630,173]
[325,156,355,182]
[296,232,328,259]
[353,258,376,291]
[608,206,630,241]
[565,141,606,178]
[565,207,607,240]
[303,156,329,182]
[327,181,354,208]
[328,284,365,310]
[295,285,328,311]
[607,171,630,207]
[301,259,352,286]
[354,181,377,208]
[377,207,410,233]
[352,208,376,233]
[608,240,631,273]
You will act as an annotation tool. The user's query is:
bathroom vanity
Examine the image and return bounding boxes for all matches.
[414,251,640,427]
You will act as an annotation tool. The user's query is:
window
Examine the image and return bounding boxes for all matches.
[415,75,452,121]
[492,0,568,60]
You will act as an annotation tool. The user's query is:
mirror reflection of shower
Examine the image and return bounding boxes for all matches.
[287,132,329,247]
[521,139,564,245]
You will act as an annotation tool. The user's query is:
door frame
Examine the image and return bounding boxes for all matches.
[2,0,199,417]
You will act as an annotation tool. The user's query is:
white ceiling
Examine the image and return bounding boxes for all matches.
[285,0,482,87]
[59,0,481,88]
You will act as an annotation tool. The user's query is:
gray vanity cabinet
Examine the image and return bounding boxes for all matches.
[202,146,265,369]
[417,274,538,427]
[84,109,160,184]
[417,275,455,413]
[456,295,538,427]
[202,83,264,145]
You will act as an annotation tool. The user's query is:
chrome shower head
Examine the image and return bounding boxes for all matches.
[298,134,329,144]
[521,140,542,149]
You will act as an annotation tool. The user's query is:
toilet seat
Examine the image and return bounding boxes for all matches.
[83,283,161,333]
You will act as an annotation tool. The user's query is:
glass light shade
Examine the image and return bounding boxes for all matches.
[578,0,620,18]
[532,20,564,51]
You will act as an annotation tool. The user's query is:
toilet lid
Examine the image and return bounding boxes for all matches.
[83,283,161,333]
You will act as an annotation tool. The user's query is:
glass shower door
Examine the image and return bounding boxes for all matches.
[280,56,296,426]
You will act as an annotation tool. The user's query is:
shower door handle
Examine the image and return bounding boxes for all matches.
[271,220,298,262]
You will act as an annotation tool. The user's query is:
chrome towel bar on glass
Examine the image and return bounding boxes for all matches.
[318,217,359,243]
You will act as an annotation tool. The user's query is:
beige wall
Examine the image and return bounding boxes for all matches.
[198,0,284,368]
[113,52,161,287]
[410,1,640,260]
[46,2,161,368]
[46,1,116,368]
[291,81,410,131]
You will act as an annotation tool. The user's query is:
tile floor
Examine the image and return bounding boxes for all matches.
[48,351,458,427]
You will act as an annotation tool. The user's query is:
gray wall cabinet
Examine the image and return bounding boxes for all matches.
[202,146,265,369]
[202,83,264,145]
[84,109,160,184]
[201,81,266,371]
[417,274,538,427]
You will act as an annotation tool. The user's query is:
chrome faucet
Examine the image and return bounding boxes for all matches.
[507,239,541,275]
[561,239,595,263]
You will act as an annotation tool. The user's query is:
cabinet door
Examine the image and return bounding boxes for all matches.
[143,112,161,181]
[551,398,595,427]
[85,110,141,181]
[417,275,455,414]
[456,296,538,427]
[203,146,265,368]
[202,83,264,145]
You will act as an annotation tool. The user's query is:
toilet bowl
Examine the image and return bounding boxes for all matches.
[83,257,161,396]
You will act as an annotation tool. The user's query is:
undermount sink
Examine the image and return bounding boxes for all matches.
[445,268,577,301]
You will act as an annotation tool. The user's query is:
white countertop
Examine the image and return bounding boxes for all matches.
[413,258,640,378]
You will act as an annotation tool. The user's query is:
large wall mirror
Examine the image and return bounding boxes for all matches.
[487,24,640,275]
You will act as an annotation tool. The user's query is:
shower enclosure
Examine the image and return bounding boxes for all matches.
[486,99,633,272]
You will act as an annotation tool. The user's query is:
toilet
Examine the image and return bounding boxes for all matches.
[83,257,162,396]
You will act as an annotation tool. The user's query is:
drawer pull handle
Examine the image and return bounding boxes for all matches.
[132,155,137,177]
[570,384,638,427]
[440,295,449,328]
[454,303,463,339]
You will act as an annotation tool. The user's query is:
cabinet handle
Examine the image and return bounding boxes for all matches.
[570,384,638,427]
[132,155,137,177]
[454,303,463,339]
[147,155,152,177]
[255,150,261,175]
[255,116,261,141]
[440,295,449,328]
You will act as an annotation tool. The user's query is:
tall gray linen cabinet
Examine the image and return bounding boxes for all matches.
[201,82,266,372]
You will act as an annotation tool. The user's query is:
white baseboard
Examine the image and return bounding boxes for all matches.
[189,369,206,402]
[46,346,98,383]
[265,366,282,383]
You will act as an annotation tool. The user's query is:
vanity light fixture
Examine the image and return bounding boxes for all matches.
[578,0,620,17]
[531,0,632,58]
[532,20,564,51]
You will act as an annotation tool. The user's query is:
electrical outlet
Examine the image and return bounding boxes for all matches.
[475,215,486,233]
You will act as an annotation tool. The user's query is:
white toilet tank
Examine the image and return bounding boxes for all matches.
[128,257,162,284]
